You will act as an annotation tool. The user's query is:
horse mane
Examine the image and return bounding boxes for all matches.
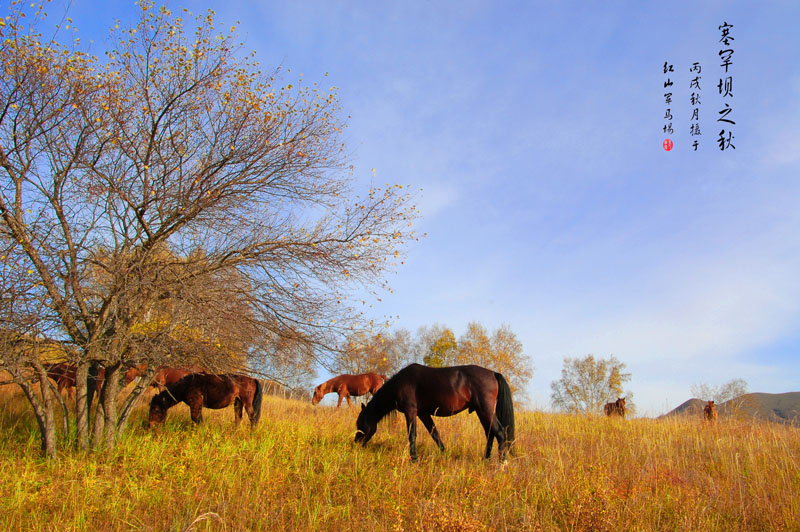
[363,372,399,423]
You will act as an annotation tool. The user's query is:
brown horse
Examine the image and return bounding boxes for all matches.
[354,364,515,461]
[312,372,387,408]
[604,397,627,417]
[121,365,203,392]
[43,362,144,398]
[149,367,199,391]
[703,400,718,422]
[146,373,263,428]
[42,362,79,397]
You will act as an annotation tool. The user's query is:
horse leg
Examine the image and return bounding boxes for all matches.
[345,394,353,409]
[476,405,504,460]
[491,413,512,460]
[234,397,243,426]
[243,399,255,426]
[419,413,445,452]
[404,410,419,461]
[188,393,204,424]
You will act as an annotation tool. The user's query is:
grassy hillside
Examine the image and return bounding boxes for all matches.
[1,384,799,531]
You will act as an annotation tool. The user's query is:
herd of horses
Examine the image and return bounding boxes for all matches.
[36,361,721,461]
[39,362,515,461]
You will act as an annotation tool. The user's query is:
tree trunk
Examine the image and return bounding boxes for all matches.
[90,390,105,449]
[101,363,121,447]
[75,362,90,451]
[35,364,58,456]
[87,361,101,419]
[117,366,156,433]
[45,377,70,439]
[15,367,57,457]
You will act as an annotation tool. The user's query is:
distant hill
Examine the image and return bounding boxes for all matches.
[665,398,707,416]
[662,392,800,426]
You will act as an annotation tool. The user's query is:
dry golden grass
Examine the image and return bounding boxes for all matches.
[0,383,798,531]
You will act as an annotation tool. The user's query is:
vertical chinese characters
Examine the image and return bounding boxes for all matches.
[663,62,674,150]
[690,62,702,151]
[717,22,735,151]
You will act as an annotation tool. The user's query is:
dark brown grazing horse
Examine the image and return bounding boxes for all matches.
[703,400,718,422]
[312,372,387,408]
[146,373,263,428]
[604,397,627,417]
[43,362,144,398]
[354,363,515,461]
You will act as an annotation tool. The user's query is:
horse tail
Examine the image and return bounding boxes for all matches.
[494,372,515,444]
[252,378,264,425]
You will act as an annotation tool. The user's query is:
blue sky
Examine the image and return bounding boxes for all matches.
[15,1,800,415]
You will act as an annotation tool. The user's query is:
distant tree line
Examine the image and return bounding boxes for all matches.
[332,322,533,400]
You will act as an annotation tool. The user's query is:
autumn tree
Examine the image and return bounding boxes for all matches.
[406,322,532,397]
[416,324,458,367]
[335,328,412,376]
[550,354,633,415]
[453,322,532,397]
[0,3,417,455]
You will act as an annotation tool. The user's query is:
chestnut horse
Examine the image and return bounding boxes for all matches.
[120,365,204,392]
[312,372,387,408]
[149,367,198,391]
[703,400,718,422]
[604,397,627,417]
[354,364,515,461]
[146,373,262,428]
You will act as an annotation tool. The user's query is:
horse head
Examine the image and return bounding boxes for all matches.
[354,403,377,446]
[311,384,324,405]
[145,391,169,428]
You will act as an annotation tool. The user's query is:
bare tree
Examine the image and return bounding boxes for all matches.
[550,354,633,415]
[254,333,317,399]
[691,378,750,417]
[0,3,417,454]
